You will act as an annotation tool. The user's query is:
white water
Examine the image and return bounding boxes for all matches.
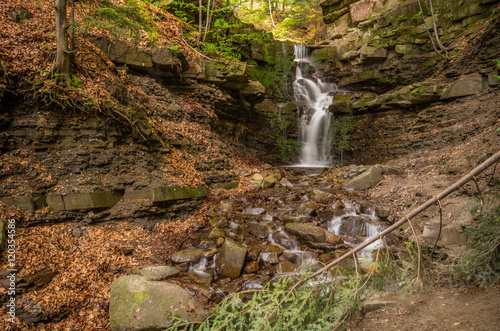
[293,45,339,167]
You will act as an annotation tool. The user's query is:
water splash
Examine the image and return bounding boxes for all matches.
[293,45,339,167]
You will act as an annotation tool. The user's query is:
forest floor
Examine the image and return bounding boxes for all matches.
[352,284,500,330]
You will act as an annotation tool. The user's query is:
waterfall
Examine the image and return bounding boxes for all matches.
[293,45,338,167]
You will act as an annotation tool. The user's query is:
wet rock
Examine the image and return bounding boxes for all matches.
[317,210,335,222]
[133,266,181,281]
[299,181,310,186]
[284,223,326,243]
[273,232,298,249]
[171,248,205,264]
[334,200,346,209]
[279,252,298,264]
[209,217,228,228]
[274,261,296,274]
[262,175,277,188]
[110,275,210,331]
[260,252,280,264]
[375,207,390,221]
[251,174,264,189]
[187,270,213,286]
[282,215,314,223]
[247,223,270,239]
[215,239,247,279]
[212,181,239,190]
[297,201,320,216]
[311,188,334,204]
[325,231,343,246]
[243,207,267,215]
[208,227,226,239]
[248,244,284,261]
[279,178,294,188]
[244,261,260,273]
[242,80,266,101]
[339,216,370,236]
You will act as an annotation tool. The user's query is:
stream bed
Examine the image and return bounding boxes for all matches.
[168,167,390,301]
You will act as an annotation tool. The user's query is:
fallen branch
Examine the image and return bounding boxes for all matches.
[307,150,500,280]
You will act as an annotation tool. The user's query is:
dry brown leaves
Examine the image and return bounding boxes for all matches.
[0,199,215,329]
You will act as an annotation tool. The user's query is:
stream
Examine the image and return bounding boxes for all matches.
[170,167,388,299]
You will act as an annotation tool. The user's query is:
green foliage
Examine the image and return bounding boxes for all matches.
[455,201,500,287]
[167,268,367,331]
[331,116,358,166]
[270,114,300,162]
[494,61,500,80]
[84,0,158,41]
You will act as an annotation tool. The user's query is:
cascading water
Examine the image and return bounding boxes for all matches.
[293,45,340,167]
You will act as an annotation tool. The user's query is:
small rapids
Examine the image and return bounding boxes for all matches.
[171,167,388,298]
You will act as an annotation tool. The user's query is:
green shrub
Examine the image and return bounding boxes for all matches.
[455,202,500,287]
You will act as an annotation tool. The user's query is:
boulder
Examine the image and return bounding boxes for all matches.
[247,223,271,239]
[251,173,264,189]
[262,175,277,189]
[279,178,294,188]
[215,239,247,279]
[284,223,326,243]
[339,216,371,236]
[109,275,210,331]
[273,231,297,249]
[171,248,205,264]
[274,261,296,274]
[344,164,397,190]
[297,201,320,216]
[132,266,181,281]
[441,75,486,100]
[311,188,335,204]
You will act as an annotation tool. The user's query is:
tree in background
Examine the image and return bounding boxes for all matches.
[54,0,71,84]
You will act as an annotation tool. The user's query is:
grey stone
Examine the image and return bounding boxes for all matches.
[487,73,500,87]
[215,239,247,279]
[297,201,320,216]
[441,75,486,100]
[251,173,264,189]
[134,266,181,281]
[171,248,205,264]
[311,188,335,204]
[212,181,239,190]
[279,178,294,188]
[344,164,384,190]
[46,195,65,211]
[262,175,277,189]
[284,223,326,243]
[363,292,399,313]
[109,275,210,331]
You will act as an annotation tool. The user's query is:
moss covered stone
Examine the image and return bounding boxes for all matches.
[109,275,210,331]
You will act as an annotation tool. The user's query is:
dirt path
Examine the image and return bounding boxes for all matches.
[352,285,500,330]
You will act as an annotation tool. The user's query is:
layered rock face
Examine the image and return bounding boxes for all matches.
[315,0,499,93]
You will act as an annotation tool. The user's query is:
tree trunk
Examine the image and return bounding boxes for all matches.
[198,0,202,43]
[203,0,211,42]
[54,0,70,83]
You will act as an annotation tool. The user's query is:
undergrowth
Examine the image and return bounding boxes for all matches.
[455,199,500,287]
[167,245,428,331]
